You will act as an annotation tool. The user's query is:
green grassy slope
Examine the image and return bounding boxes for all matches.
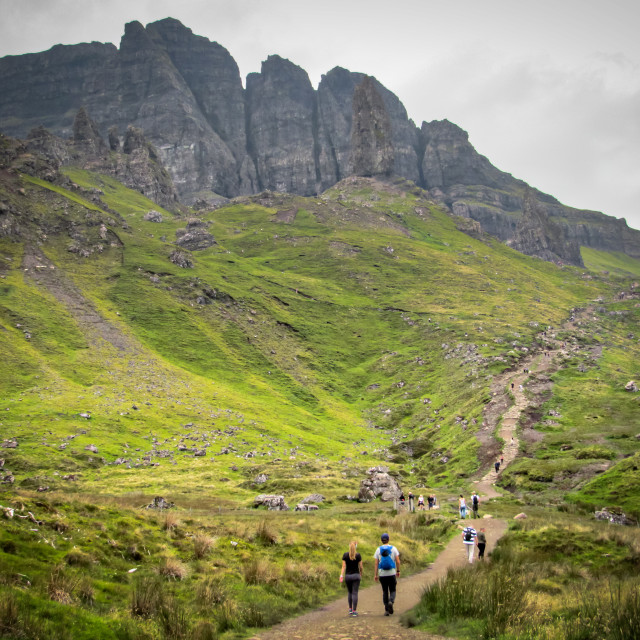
[1,164,639,638]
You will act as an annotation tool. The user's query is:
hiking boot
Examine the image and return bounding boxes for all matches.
[350,611,358,616]
[388,603,394,614]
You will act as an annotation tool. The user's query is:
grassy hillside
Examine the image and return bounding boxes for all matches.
[1,160,639,638]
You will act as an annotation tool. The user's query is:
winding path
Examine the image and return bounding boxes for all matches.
[252,331,566,639]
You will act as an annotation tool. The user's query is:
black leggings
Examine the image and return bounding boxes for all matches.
[345,574,361,610]
[379,575,397,606]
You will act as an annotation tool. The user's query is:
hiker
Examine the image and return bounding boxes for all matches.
[462,524,477,563]
[458,494,467,519]
[494,461,500,473]
[398,492,405,508]
[471,491,479,518]
[476,528,487,560]
[417,494,425,510]
[340,540,363,616]
[427,494,434,510]
[408,491,415,512]
[374,533,400,616]
[500,455,504,466]
[511,382,514,390]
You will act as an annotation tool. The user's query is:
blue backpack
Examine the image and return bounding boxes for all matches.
[378,544,395,570]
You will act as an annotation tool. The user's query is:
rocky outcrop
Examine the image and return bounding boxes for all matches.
[254,494,289,511]
[351,76,394,177]
[358,466,402,502]
[1,17,638,263]
[246,55,317,194]
[507,188,584,266]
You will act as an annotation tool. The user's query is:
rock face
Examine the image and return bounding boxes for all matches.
[351,76,394,178]
[1,17,638,264]
[358,466,402,502]
[507,188,584,266]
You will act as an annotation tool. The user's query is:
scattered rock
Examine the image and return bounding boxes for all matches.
[254,494,289,511]
[84,444,98,453]
[169,250,193,269]
[514,512,527,520]
[625,380,638,392]
[253,473,268,485]
[595,507,636,526]
[301,493,325,504]
[145,496,174,510]
[144,210,163,223]
[1,440,18,449]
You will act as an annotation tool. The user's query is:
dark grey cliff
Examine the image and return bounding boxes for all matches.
[0,17,638,264]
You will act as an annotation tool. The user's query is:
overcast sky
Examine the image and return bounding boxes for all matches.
[2,0,639,230]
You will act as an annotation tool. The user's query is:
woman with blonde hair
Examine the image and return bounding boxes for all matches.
[340,540,363,616]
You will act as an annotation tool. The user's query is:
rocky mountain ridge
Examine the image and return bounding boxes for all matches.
[1,17,638,266]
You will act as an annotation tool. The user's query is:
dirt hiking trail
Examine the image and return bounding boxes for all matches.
[251,517,506,640]
[253,321,581,639]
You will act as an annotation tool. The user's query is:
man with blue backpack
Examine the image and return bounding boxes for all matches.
[373,533,401,616]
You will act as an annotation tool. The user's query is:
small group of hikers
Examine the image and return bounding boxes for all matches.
[461,525,487,563]
[458,490,481,519]
[341,526,489,617]
[339,533,400,617]
[399,492,436,511]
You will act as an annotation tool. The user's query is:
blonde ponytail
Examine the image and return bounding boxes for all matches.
[349,540,357,561]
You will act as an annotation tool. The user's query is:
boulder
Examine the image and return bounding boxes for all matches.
[253,473,268,485]
[144,210,163,222]
[301,493,325,504]
[254,494,289,511]
[358,466,401,502]
[514,512,527,520]
[625,380,638,392]
[145,496,174,510]
[595,507,636,526]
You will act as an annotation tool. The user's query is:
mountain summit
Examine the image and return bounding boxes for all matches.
[0,17,638,265]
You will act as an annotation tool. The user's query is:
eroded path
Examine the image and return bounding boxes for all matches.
[253,317,591,639]
[251,517,507,640]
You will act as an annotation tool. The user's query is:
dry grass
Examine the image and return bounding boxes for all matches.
[242,558,278,585]
[162,512,180,532]
[47,565,78,604]
[283,560,330,584]
[196,575,228,607]
[158,557,188,581]
[193,534,215,559]
[253,519,279,545]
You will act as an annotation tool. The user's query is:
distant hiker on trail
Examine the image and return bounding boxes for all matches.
[427,494,434,510]
[340,540,363,616]
[494,461,500,473]
[462,524,477,563]
[471,491,479,518]
[511,382,514,390]
[500,455,504,466]
[408,491,415,512]
[459,494,467,519]
[374,533,400,616]
[476,528,487,560]
[398,492,405,508]
[418,494,425,510]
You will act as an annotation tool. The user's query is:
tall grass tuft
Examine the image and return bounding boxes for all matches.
[191,620,218,640]
[0,591,19,633]
[131,576,165,617]
[47,565,79,604]
[254,520,279,545]
[193,534,215,559]
[157,598,191,639]
[196,575,228,608]
[242,558,277,585]
[158,557,188,581]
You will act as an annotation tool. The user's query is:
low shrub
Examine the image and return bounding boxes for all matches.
[242,558,277,585]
